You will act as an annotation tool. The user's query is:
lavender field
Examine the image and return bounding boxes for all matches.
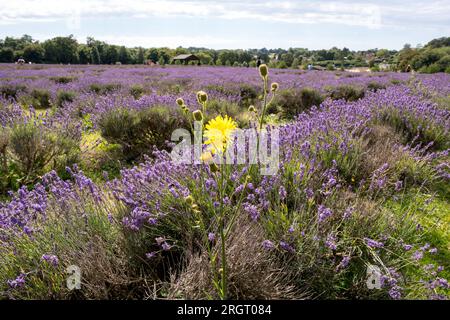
[0,63,449,300]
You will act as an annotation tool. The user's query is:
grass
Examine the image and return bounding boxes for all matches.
[384,185,450,297]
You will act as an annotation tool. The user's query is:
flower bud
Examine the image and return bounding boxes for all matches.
[176,98,184,106]
[271,82,279,92]
[196,91,208,104]
[192,110,203,121]
[209,162,220,173]
[184,195,194,205]
[259,64,268,79]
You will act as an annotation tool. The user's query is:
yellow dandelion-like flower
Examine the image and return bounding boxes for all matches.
[204,115,237,155]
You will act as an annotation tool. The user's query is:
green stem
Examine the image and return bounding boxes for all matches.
[259,78,268,131]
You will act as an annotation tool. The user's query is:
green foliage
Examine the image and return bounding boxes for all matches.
[49,76,77,84]
[30,89,52,109]
[275,88,324,119]
[56,90,76,108]
[0,84,27,100]
[129,84,145,99]
[396,42,450,73]
[88,83,121,95]
[23,43,45,63]
[0,122,80,191]
[328,85,365,102]
[99,106,188,161]
[0,47,15,62]
[367,81,386,92]
[206,100,250,127]
[379,107,449,151]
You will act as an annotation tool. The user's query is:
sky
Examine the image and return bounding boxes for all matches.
[0,0,449,50]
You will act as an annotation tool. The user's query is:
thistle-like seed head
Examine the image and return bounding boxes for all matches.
[192,109,203,121]
[259,64,268,79]
[176,98,184,106]
[271,82,279,92]
[184,195,194,205]
[196,90,208,104]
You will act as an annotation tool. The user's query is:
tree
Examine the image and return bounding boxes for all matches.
[78,45,92,64]
[0,47,14,62]
[91,46,101,64]
[43,36,79,64]
[104,45,119,64]
[147,48,159,62]
[118,46,131,64]
[137,47,145,64]
[23,43,45,63]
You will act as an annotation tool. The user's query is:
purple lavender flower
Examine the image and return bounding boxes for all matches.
[429,248,438,254]
[318,205,333,223]
[161,242,172,251]
[413,250,424,261]
[343,207,353,219]
[7,273,26,289]
[388,286,402,300]
[262,240,275,250]
[244,203,260,220]
[394,180,403,191]
[402,244,413,251]
[336,255,351,271]
[279,241,295,252]
[208,232,215,242]
[145,252,156,259]
[41,254,59,267]
[279,186,287,201]
[325,234,337,251]
[364,238,384,248]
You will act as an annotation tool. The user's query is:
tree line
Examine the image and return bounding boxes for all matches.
[0,34,449,73]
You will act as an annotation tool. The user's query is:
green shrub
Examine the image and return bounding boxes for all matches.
[390,79,402,85]
[88,83,121,95]
[239,84,258,107]
[328,85,365,102]
[99,106,188,161]
[130,84,145,99]
[4,122,80,188]
[0,84,27,100]
[56,90,76,108]
[378,107,449,151]
[275,88,324,119]
[49,76,77,84]
[206,100,250,127]
[30,89,52,109]
[419,64,441,74]
[367,82,386,92]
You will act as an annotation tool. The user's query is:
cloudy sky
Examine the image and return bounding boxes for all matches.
[0,0,449,50]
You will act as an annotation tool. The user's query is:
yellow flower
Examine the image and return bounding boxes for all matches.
[200,151,213,163]
[204,115,237,154]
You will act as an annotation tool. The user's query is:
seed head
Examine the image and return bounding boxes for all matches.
[259,64,268,79]
[193,110,203,121]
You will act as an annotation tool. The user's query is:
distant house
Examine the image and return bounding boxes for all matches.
[311,65,326,71]
[378,63,391,71]
[346,67,371,73]
[172,54,200,65]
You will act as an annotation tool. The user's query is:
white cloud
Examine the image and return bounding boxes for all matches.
[0,0,448,30]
